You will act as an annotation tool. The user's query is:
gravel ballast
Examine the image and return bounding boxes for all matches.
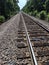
[0,14,21,65]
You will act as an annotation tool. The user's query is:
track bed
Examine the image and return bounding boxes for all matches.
[22,13,49,65]
[16,16,33,65]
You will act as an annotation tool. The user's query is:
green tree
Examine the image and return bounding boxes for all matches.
[45,0,49,13]
[0,0,20,19]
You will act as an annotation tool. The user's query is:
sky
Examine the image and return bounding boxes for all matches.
[18,0,27,9]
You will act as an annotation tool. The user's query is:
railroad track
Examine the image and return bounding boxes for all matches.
[16,12,49,65]
[16,16,33,65]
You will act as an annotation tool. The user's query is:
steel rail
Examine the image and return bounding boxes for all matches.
[21,13,38,65]
[22,12,49,32]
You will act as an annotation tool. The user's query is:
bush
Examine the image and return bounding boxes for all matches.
[0,16,5,23]
[47,14,49,22]
[36,13,40,18]
[39,11,46,20]
[29,12,33,16]
[33,10,38,16]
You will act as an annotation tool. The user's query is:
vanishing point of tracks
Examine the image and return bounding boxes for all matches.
[16,13,49,65]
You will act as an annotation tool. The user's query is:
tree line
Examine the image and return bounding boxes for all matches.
[22,0,49,21]
[0,0,20,24]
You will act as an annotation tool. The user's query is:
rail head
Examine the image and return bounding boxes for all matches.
[21,13,38,65]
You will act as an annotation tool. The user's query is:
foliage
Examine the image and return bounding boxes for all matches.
[39,11,46,20]
[0,16,5,23]
[22,0,49,21]
[28,12,33,16]
[45,0,49,13]
[33,10,38,16]
[22,0,46,12]
[36,13,40,18]
[0,0,20,19]
[47,14,49,21]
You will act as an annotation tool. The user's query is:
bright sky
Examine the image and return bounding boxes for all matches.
[18,0,27,9]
